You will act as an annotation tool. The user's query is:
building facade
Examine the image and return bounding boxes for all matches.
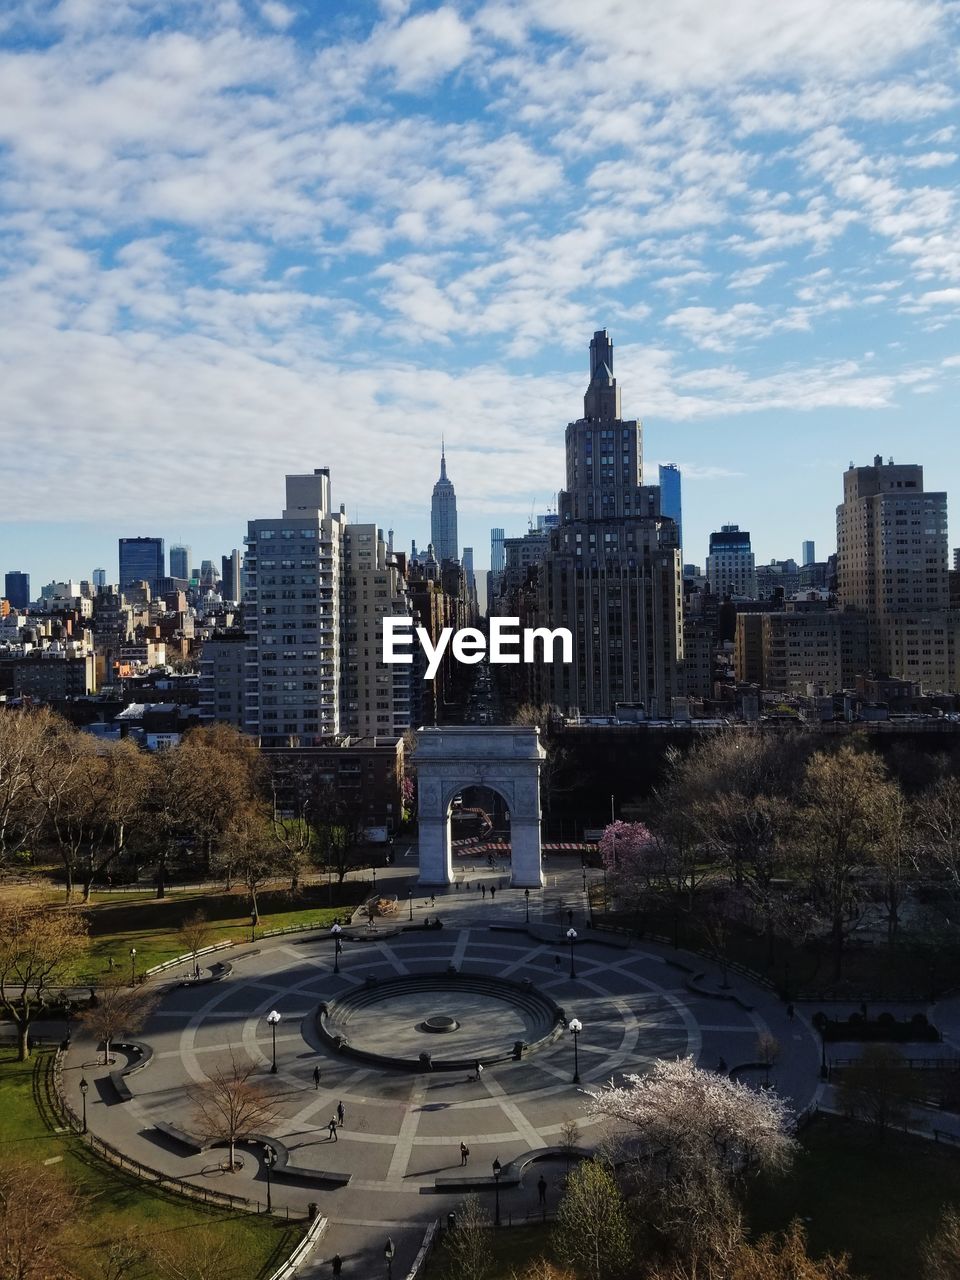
[244,470,345,744]
[659,463,682,552]
[836,455,957,689]
[4,571,30,609]
[706,525,757,599]
[538,330,684,718]
[430,444,458,563]
[169,545,191,581]
[119,537,165,591]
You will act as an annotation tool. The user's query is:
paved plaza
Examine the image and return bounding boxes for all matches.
[61,877,821,1277]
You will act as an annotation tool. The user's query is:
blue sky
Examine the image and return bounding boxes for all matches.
[2,0,960,588]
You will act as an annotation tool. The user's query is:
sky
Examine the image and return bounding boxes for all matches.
[2,0,960,589]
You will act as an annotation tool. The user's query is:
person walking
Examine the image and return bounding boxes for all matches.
[431,894,436,907]
[490,886,496,902]
[460,1142,469,1166]
[337,1100,345,1127]
[474,1060,484,1082]
[481,884,486,899]
[554,954,562,972]
[313,1065,321,1090]
[328,1117,338,1142]
[537,1175,547,1207]
[331,1256,343,1276]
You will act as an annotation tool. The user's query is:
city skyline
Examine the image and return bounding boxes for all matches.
[3,2,960,583]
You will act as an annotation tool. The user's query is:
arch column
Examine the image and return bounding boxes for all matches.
[414,727,546,889]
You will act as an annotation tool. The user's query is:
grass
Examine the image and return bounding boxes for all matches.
[57,884,366,981]
[425,1117,960,1279]
[749,1114,960,1279]
[0,1049,298,1280]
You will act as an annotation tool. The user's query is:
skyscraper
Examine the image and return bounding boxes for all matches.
[659,463,682,551]
[462,547,475,595]
[430,442,458,563]
[837,454,957,687]
[802,540,816,566]
[4,571,30,609]
[118,537,164,591]
[705,526,757,599]
[341,524,413,736]
[244,469,345,743]
[169,544,191,581]
[538,330,683,717]
[221,549,242,601]
[490,528,505,574]
[92,568,106,591]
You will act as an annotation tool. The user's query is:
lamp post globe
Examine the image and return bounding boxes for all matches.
[566,927,578,979]
[129,946,137,986]
[267,1010,281,1073]
[264,1144,276,1211]
[407,889,413,921]
[492,1156,502,1226]
[568,1017,582,1084]
[524,887,530,923]
[79,1075,89,1134]
[331,922,343,974]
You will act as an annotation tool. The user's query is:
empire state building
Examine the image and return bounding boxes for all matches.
[430,442,459,563]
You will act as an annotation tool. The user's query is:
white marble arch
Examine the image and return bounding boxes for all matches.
[415,726,546,888]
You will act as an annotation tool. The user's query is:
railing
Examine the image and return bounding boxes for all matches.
[47,1049,302,1218]
[405,1219,439,1280]
[266,1211,327,1280]
[829,1056,960,1071]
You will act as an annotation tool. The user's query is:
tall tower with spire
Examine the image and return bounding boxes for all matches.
[538,330,683,717]
[430,439,459,563]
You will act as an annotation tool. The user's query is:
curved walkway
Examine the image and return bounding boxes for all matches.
[61,887,820,1278]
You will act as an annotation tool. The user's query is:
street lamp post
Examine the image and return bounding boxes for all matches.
[820,1026,829,1081]
[384,1237,395,1279]
[79,1076,88,1134]
[524,888,530,923]
[408,889,413,921]
[63,998,72,1047]
[581,860,586,892]
[331,923,343,975]
[129,946,137,986]
[568,1017,582,1084]
[250,910,258,942]
[267,1010,281,1073]
[492,1157,502,1227]
[264,1144,276,1211]
[566,927,578,979]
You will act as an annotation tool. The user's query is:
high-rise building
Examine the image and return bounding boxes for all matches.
[221,549,242,601]
[169,545,191,581]
[706,525,757,599]
[837,454,957,687]
[92,568,106,591]
[802,540,816,566]
[341,524,413,736]
[490,528,505,574]
[430,442,458,563]
[4,571,30,609]
[659,463,682,551]
[538,330,683,717]
[462,547,476,600]
[119,537,165,591]
[244,469,345,743]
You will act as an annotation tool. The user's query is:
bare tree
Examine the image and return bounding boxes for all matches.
[0,1157,83,1279]
[755,1032,780,1087]
[923,1206,960,1280]
[77,975,158,1065]
[443,1194,492,1280]
[916,776,960,895]
[836,1044,914,1139]
[587,1057,795,1269]
[145,1225,246,1280]
[171,724,264,880]
[213,801,281,917]
[559,1116,580,1176]
[510,1263,576,1280]
[188,1051,278,1171]
[0,707,63,862]
[553,1159,634,1280]
[649,1220,853,1280]
[177,911,213,971]
[800,745,899,979]
[0,896,88,1060]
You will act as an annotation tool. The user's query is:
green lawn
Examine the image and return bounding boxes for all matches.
[425,1117,960,1279]
[62,885,364,981]
[0,1050,298,1280]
